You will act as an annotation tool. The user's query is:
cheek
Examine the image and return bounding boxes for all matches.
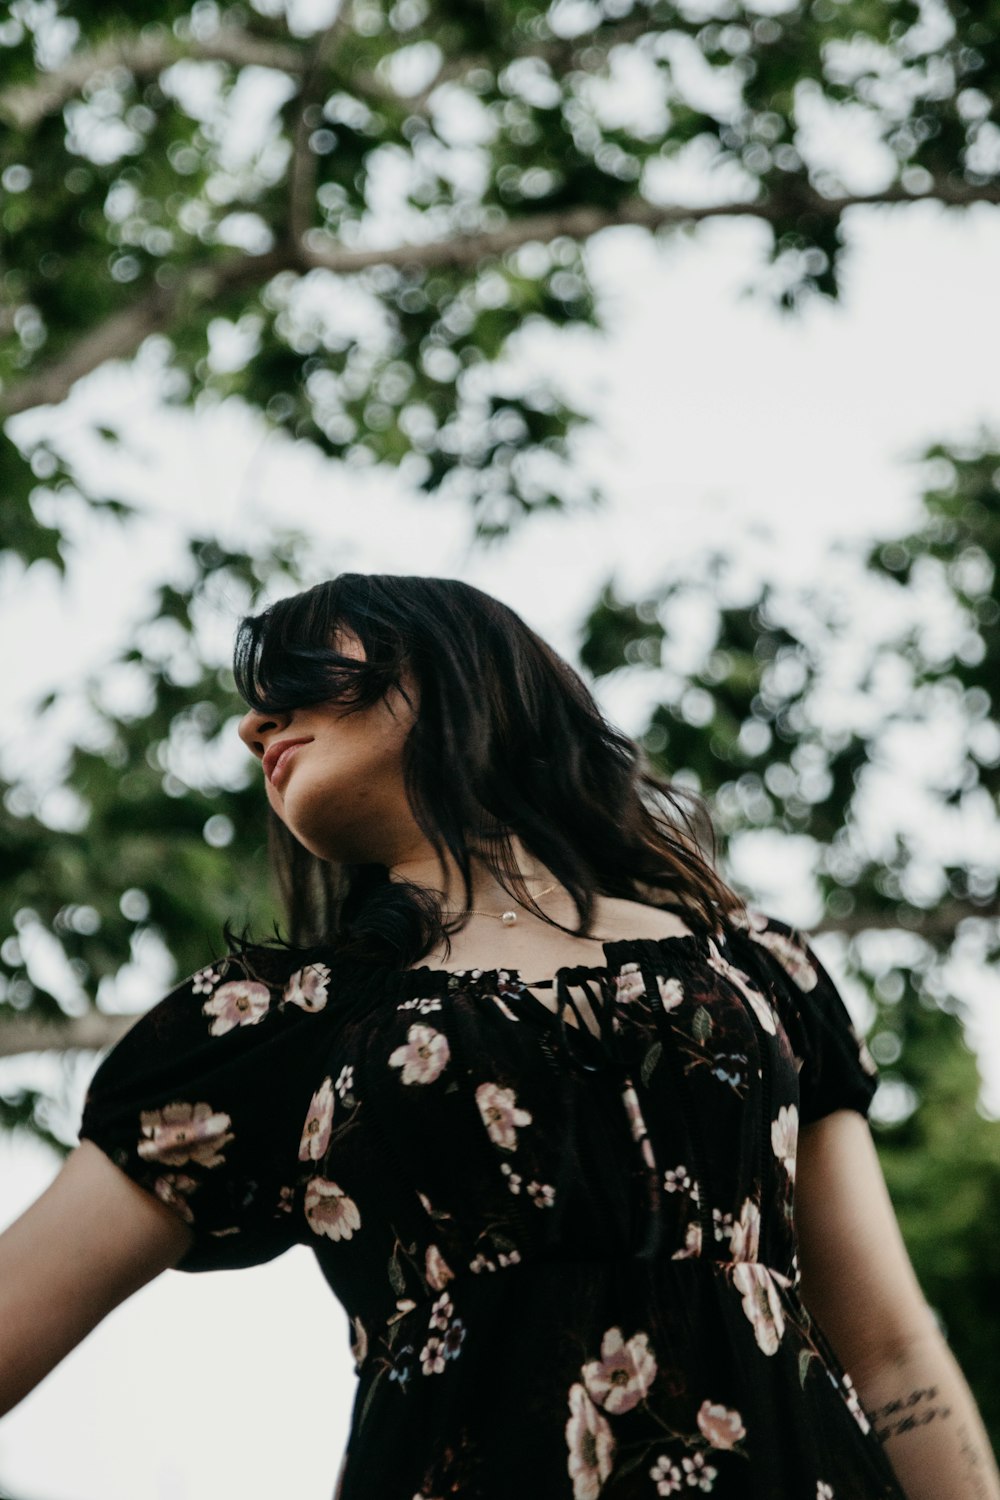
[275,736,386,822]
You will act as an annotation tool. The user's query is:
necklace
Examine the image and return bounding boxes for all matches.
[442,882,559,927]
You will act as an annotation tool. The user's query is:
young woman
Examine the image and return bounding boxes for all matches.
[1,573,996,1500]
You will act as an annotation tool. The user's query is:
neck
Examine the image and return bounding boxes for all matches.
[388,836,558,913]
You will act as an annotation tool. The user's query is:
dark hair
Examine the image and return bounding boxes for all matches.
[227,572,748,972]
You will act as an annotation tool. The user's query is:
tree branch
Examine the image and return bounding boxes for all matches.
[5,177,999,419]
[0,286,179,416]
[0,249,288,417]
[0,1010,135,1059]
[287,7,354,247]
[0,27,305,131]
[356,14,659,114]
[811,898,1000,942]
[299,177,1000,276]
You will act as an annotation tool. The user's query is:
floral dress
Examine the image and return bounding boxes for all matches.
[78,908,908,1500]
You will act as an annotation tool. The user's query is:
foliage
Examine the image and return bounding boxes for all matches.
[2,0,999,552]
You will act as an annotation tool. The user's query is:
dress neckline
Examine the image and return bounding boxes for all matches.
[396,928,720,991]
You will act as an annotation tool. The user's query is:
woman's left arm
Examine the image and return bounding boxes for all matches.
[796,1109,1000,1500]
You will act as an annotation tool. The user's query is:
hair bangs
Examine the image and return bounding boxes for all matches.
[233,580,405,716]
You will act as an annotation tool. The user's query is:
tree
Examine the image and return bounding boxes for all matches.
[2,0,999,554]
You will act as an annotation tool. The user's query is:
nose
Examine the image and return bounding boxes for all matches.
[237,707,292,760]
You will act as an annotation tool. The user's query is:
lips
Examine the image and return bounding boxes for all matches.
[263,738,311,785]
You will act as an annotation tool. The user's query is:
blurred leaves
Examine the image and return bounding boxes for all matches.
[4,0,1000,553]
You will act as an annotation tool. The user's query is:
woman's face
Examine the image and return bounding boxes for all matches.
[236,627,419,864]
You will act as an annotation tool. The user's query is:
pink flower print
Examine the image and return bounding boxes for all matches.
[138,1101,234,1168]
[697,1400,746,1449]
[191,966,220,995]
[663,1164,692,1194]
[500,1162,523,1194]
[474,1080,532,1150]
[706,939,776,1035]
[728,1196,761,1263]
[526,1181,556,1208]
[277,1185,294,1214]
[650,1455,684,1495]
[681,1451,717,1491]
[497,1248,521,1267]
[490,993,521,1021]
[152,1172,198,1224]
[284,962,331,1012]
[581,1326,657,1415]
[201,979,270,1036]
[621,1081,657,1171]
[771,1104,798,1184]
[303,1177,362,1241]
[747,925,818,992]
[389,1022,451,1085]
[335,1064,354,1098]
[672,1220,702,1259]
[615,962,646,1003]
[712,1207,734,1245]
[469,1252,496,1273]
[425,1243,455,1290]
[817,1484,835,1499]
[839,1370,872,1435]
[657,975,684,1011]
[387,1298,417,1325]
[298,1076,335,1162]
[731,1262,786,1356]
[565,1383,615,1500]
[429,1292,454,1331]
[350,1315,368,1371]
[420,1335,447,1375]
[397,995,443,1015]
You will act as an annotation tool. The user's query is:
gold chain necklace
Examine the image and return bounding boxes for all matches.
[441,882,559,927]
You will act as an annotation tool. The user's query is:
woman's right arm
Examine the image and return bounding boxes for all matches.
[0,1140,194,1418]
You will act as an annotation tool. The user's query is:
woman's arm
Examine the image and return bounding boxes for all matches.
[0,1140,193,1418]
[796,1109,1000,1500]
[851,1326,1000,1500]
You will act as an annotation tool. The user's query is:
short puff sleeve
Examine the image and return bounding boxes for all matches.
[731,911,880,1126]
[77,950,334,1272]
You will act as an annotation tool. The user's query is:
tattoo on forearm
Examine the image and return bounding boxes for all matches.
[871,1385,953,1443]
[956,1419,992,1500]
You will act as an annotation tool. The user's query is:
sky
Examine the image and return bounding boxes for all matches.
[3,140,1000,1500]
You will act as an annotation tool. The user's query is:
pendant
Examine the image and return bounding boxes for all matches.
[501,910,518,926]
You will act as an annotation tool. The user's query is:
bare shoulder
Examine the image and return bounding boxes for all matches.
[591,895,697,943]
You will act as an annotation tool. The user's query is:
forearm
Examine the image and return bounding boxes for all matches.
[853,1331,1000,1500]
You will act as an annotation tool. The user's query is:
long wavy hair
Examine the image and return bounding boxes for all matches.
[228,572,748,972]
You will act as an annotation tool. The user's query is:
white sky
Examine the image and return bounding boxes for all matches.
[3,196,1000,1500]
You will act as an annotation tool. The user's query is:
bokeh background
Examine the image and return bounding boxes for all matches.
[3,0,1000,1496]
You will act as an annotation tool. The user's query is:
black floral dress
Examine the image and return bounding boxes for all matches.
[78,908,908,1500]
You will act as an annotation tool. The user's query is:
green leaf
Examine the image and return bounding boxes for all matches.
[640,1041,662,1086]
[691,1006,713,1044]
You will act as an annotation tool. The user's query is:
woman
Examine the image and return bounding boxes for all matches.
[0,572,996,1500]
